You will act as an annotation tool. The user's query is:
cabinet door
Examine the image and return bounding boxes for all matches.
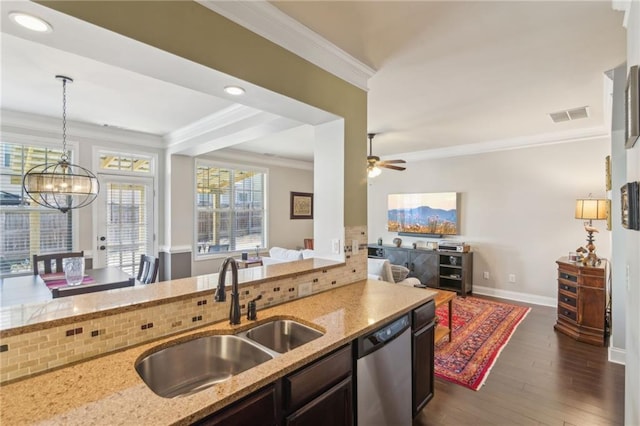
[413,322,435,416]
[195,385,277,426]
[578,286,605,330]
[409,251,438,286]
[285,377,353,426]
[385,248,410,268]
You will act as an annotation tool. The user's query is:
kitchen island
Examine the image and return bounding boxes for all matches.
[0,279,436,425]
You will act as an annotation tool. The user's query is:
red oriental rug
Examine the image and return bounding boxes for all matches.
[434,296,530,391]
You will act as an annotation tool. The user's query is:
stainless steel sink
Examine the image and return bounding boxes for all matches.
[242,319,323,354]
[135,335,273,398]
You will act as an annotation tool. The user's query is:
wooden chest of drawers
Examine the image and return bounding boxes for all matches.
[554,257,607,346]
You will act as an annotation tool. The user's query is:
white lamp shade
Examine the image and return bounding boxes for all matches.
[575,199,608,220]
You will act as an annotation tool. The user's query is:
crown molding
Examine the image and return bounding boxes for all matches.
[397,126,610,162]
[0,109,164,149]
[197,0,375,91]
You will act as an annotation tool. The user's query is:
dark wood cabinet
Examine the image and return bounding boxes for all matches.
[412,301,435,417]
[368,245,438,287]
[438,252,473,296]
[193,384,277,426]
[283,344,353,426]
[285,377,353,426]
[368,245,472,295]
[554,257,607,346]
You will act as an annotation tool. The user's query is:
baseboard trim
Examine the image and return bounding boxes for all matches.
[472,285,556,307]
[608,346,626,365]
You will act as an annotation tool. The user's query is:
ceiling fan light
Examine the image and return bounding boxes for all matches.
[367,165,382,178]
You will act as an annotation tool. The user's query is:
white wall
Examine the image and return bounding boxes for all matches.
[313,120,345,260]
[368,138,611,304]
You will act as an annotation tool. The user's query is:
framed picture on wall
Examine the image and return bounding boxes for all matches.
[625,65,639,149]
[621,182,639,230]
[290,192,313,219]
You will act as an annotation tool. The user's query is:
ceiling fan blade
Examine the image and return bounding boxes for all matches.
[380,164,406,171]
[381,159,406,164]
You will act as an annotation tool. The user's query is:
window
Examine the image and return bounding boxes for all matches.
[195,162,266,256]
[99,151,152,174]
[0,142,73,276]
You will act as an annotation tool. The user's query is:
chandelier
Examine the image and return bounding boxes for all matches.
[23,76,99,213]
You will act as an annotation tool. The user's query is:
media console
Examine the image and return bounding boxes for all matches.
[368,245,473,296]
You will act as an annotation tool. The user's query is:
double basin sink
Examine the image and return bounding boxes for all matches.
[135,319,324,398]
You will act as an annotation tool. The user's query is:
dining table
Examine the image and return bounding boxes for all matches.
[0,267,135,307]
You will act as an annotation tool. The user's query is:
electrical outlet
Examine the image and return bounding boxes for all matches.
[298,282,312,297]
[331,239,341,254]
[483,271,490,280]
[352,240,359,254]
[508,274,516,283]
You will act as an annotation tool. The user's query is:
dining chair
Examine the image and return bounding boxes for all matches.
[33,251,84,275]
[137,254,159,284]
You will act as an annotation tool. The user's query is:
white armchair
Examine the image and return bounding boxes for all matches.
[367,258,421,287]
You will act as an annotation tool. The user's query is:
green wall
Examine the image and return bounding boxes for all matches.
[38,0,367,227]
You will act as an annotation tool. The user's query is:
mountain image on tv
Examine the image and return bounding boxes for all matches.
[387,193,458,235]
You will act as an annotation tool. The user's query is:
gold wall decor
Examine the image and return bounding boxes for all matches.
[606,199,612,231]
[605,155,612,191]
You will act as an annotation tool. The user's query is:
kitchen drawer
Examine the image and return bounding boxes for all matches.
[558,282,577,294]
[558,306,577,322]
[413,300,435,331]
[558,292,577,308]
[283,344,352,412]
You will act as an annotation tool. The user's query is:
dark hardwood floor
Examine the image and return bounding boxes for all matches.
[415,297,625,426]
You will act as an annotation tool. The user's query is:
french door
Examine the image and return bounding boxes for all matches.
[95,175,154,276]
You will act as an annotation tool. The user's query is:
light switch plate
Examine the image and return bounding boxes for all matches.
[352,240,359,254]
[331,239,341,254]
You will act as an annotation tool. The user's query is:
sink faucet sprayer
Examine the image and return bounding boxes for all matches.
[215,257,241,325]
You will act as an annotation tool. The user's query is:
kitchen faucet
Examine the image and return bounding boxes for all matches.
[215,257,241,325]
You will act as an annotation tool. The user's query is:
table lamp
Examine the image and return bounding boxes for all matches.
[575,198,607,266]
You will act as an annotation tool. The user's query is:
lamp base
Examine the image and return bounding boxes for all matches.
[580,230,601,267]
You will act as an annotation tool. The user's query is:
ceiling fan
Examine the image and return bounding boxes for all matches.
[367,133,406,177]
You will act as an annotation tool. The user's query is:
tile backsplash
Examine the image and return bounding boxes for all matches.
[0,226,368,383]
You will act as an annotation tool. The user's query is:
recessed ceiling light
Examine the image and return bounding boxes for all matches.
[224,85,245,96]
[8,12,53,33]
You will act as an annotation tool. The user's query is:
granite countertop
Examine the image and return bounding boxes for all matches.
[0,279,436,425]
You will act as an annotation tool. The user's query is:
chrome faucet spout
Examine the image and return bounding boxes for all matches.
[215,257,241,325]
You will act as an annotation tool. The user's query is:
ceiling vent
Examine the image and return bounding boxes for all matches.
[549,106,590,123]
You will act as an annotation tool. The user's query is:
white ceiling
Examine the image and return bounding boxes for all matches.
[0,1,627,164]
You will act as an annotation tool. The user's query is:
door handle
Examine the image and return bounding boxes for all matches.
[99,245,106,251]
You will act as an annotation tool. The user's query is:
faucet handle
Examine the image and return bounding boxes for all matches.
[247,295,262,321]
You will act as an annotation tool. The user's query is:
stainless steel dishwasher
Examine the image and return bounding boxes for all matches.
[356,313,412,426]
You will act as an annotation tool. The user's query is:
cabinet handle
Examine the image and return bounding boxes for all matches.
[563,310,571,316]
[563,297,570,303]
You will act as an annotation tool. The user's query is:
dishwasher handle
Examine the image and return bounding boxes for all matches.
[356,314,410,358]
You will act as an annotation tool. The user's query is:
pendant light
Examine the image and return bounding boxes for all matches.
[22,76,99,213]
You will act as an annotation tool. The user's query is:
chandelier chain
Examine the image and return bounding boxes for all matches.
[61,77,68,162]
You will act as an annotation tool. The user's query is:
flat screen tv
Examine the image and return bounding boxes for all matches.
[387,192,459,237]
